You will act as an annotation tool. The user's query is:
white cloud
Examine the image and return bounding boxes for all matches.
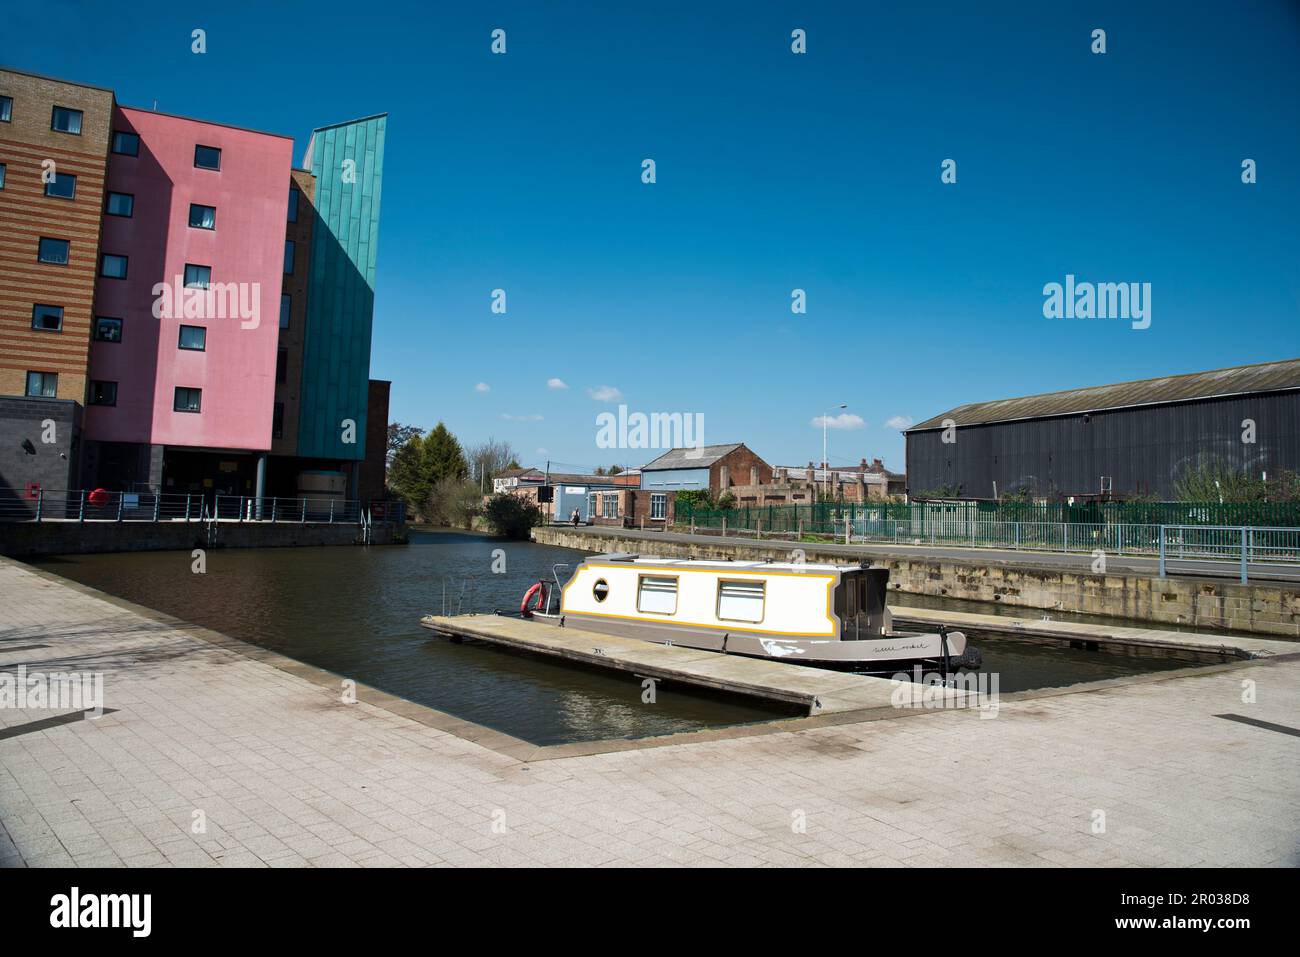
[536,448,549,456]
[811,413,865,430]
[547,377,569,390]
[587,385,623,402]
[501,413,544,422]
[885,415,914,430]
[475,382,490,393]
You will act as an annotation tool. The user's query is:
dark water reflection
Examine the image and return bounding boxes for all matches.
[29,530,1204,744]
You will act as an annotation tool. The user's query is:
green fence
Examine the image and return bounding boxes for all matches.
[676,500,1300,538]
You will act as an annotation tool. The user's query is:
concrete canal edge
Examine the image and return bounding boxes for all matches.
[0,520,404,557]
[533,526,1300,639]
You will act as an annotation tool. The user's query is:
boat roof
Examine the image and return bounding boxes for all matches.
[583,553,868,573]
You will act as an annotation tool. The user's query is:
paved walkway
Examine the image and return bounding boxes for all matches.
[1,557,1297,867]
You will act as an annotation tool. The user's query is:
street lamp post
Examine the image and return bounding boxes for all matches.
[823,403,846,500]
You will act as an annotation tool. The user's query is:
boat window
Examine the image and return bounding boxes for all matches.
[718,580,765,623]
[637,576,677,614]
[593,578,609,602]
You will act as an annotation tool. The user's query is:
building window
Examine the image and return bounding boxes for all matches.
[100,253,127,278]
[95,317,123,342]
[31,304,64,332]
[194,145,221,170]
[51,106,83,134]
[183,264,211,289]
[272,402,284,439]
[602,494,618,519]
[178,325,207,351]
[105,191,134,217]
[188,203,216,229]
[287,186,299,223]
[637,575,678,615]
[651,492,667,520]
[0,96,11,122]
[90,381,118,406]
[26,372,57,398]
[592,578,610,602]
[276,348,287,383]
[717,580,766,623]
[174,387,202,412]
[44,173,77,199]
[283,240,295,274]
[112,130,140,156]
[0,163,5,189]
[279,294,291,329]
[38,238,70,265]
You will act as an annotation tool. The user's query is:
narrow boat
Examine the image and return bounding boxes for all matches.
[517,553,981,673]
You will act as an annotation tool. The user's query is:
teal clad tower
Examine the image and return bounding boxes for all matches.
[298,114,387,460]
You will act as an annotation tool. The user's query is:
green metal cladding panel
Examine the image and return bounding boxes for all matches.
[297,114,387,460]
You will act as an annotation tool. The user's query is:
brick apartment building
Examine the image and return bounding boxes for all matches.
[638,443,773,496]
[0,68,390,509]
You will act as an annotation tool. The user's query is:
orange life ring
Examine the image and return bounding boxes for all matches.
[520,582,548,617]
[88,488,109,507]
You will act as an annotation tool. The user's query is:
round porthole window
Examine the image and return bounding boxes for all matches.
[593,578,610,602]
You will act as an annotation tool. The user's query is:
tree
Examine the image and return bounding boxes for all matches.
[422,422,469,485]
[388,422,470,522]
[389,437,429,510]
[1172,462,1300,503]
[386,423,424,471]
[482,493,543,539]
[425,476,483,528]
[465,438,519,493]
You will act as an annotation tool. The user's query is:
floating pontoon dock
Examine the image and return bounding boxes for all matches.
[419,614,972,715]
[889,606,1299,659]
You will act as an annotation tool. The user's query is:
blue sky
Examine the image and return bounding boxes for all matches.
[10,0,1298,474]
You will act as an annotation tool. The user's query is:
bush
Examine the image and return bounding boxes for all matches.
[482,493,543,539]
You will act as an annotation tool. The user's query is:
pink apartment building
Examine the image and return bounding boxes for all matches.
[81,107,294,497]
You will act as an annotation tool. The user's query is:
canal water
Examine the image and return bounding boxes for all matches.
[30,530,1198,746]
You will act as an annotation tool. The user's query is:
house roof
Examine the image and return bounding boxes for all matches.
[548,472,622,486]
[496,467,543,480]
[640,444,744,470]
[909,358,1300,431]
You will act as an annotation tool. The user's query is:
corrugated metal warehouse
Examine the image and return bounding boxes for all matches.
[904,359,1300,501]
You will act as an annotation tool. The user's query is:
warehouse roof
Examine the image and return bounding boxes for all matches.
[909,358,1300,431]
[641,444,744,470]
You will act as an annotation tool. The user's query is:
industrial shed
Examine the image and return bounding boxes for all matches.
[904,358,1300,501]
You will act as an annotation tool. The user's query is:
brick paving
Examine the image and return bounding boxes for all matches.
[1,556,1297,867]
